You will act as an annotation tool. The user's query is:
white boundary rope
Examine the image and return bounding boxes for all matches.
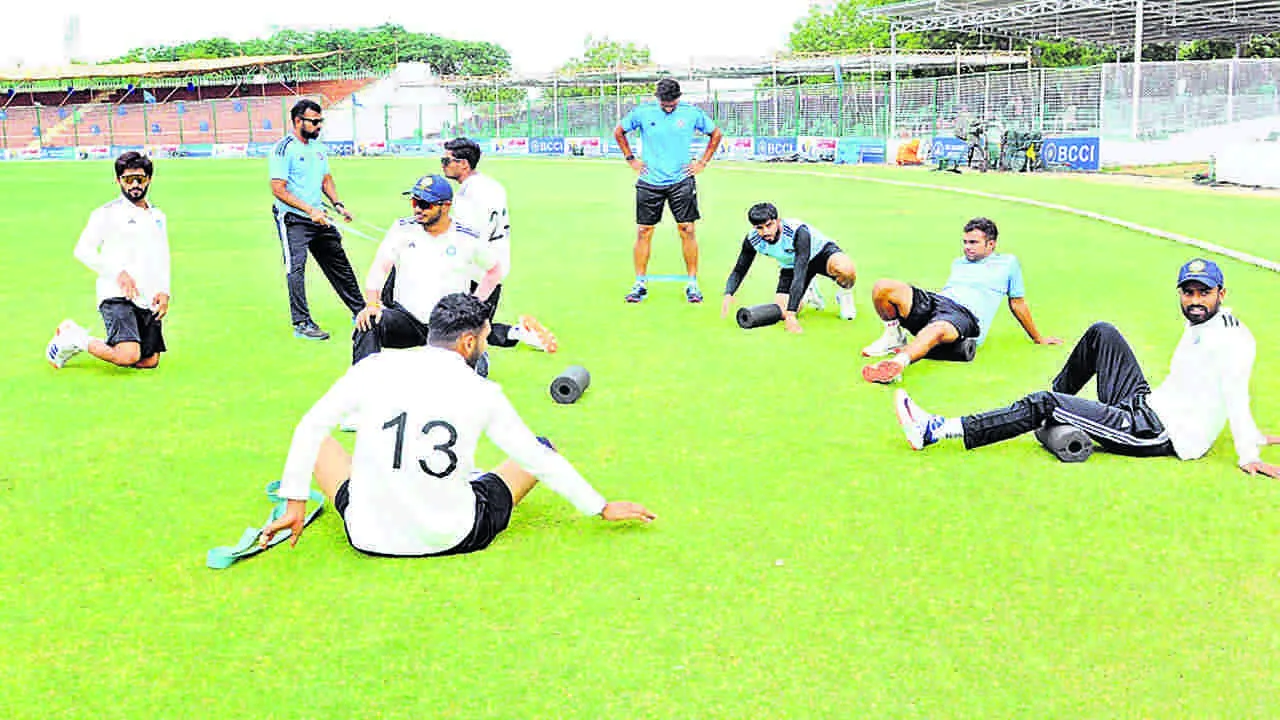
[717,164,1280,274]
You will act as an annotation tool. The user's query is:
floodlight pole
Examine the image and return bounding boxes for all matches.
[1131,0,1144,139]
[890,30,898,139]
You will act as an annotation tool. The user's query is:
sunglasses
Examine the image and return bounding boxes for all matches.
[119,174,149,185]
[301,116,324,125]
[412,198,441,210]
[441,156,463,166]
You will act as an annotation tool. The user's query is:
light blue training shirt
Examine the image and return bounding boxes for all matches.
[619,102,716,187]
[269,134,330,218]
[938,253,1025,345]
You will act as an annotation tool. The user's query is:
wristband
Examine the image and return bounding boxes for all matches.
[625,154,635,161]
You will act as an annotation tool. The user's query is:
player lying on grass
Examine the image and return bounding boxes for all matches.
[720,202,858,334]
[861,216,1060,383]
[260,293,656,557]
[894,258,1280,477]
[48,151,171,370]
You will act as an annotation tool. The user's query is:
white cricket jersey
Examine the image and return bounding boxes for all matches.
[73,196,171,308]
[278,346,607,555]
[1146,309,1268,467]
[365,217,497,321]
[453,172,511,280]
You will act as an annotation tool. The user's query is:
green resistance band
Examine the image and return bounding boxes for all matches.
[206,481,326,570]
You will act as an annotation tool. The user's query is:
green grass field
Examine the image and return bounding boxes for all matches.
[2,156,1279,718]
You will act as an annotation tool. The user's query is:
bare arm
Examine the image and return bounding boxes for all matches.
[701,127,724,164]
[1008,297,1061,345]
[270,179,329,225]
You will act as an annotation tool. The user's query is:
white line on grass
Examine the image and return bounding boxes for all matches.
[494,156,1280,274]
[718,164,1280,274]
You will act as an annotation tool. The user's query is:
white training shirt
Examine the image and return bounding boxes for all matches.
[278,346,608,555]
[1146,308,1268,467]
[453,172,511,280]
[73,196,171,308]
[364,217,497,321]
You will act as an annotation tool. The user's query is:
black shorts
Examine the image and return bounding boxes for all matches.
[901,287,981,339]
[636,176,699,226]
[99,298,166,358]
[469,281,502,321]
[776,243,843,294]
[334,472,514,558]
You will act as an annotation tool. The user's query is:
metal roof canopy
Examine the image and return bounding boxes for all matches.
[432,50,1028,88]
[863,1,1280,140]
[862,0,1280,45]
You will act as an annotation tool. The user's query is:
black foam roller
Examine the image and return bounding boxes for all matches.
[736,303,783,329]
[1034,423,1093,463]
[550,365,591,404]
[925,337,977,362]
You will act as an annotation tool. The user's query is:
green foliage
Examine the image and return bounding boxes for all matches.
[105,23,512,78]
[555,36,655,98]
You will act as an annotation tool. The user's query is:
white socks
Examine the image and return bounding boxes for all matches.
[938,417,964,440]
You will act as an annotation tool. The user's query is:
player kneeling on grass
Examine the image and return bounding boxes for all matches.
[48,151,171,370]
[720,202,857,334]
[894,258,1280,477]
[260,293,656,557]
[861,216,1059,384]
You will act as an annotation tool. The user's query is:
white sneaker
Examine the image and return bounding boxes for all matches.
[895,389,942,451]
[46,320,84,369]
[802,282,826,311]
[862,324,908,357]
[514,315,557,353]
[835,289,856,320]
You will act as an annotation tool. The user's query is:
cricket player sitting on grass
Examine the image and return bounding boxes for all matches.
[894,258,1280,478]
[259,293,656,558]
[861,216,1060,384]
[48,151,171,370]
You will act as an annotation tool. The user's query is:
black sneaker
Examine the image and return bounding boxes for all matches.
[294,322,330,341]
[625,282,648,303]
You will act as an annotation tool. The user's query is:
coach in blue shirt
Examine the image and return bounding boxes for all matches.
[269,99,365,341]
[614,79,723,305]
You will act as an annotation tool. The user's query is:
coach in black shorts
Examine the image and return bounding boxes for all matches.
[614,79,723,304]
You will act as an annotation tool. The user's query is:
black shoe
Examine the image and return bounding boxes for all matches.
[294,322,330,341]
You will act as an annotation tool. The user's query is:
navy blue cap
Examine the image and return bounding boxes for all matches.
[403,174,453,204]
[1176,258,1224,288]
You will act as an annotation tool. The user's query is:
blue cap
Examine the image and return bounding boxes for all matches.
[403,174,453,204]
[1176,258,1224,288]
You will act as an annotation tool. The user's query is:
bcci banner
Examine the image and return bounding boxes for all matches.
[41,147,76,160]
[246,143,276,158]
[567,137,602,157]
[1042,137,1100,171]
[492,137,529,155]
[714,137,754,161]
[530,137,567,155]
[927,136,969,164]
[754,137,798,159]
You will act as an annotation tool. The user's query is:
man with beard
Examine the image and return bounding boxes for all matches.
[350,175,498,370]
[258,293,656,558]
[47,151,171,370]
[269,99,364,341]
[893,258,1280,477]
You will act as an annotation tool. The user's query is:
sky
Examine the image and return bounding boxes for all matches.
[5,0,819,74]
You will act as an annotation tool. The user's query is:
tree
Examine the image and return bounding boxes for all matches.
[553,36,655,98]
